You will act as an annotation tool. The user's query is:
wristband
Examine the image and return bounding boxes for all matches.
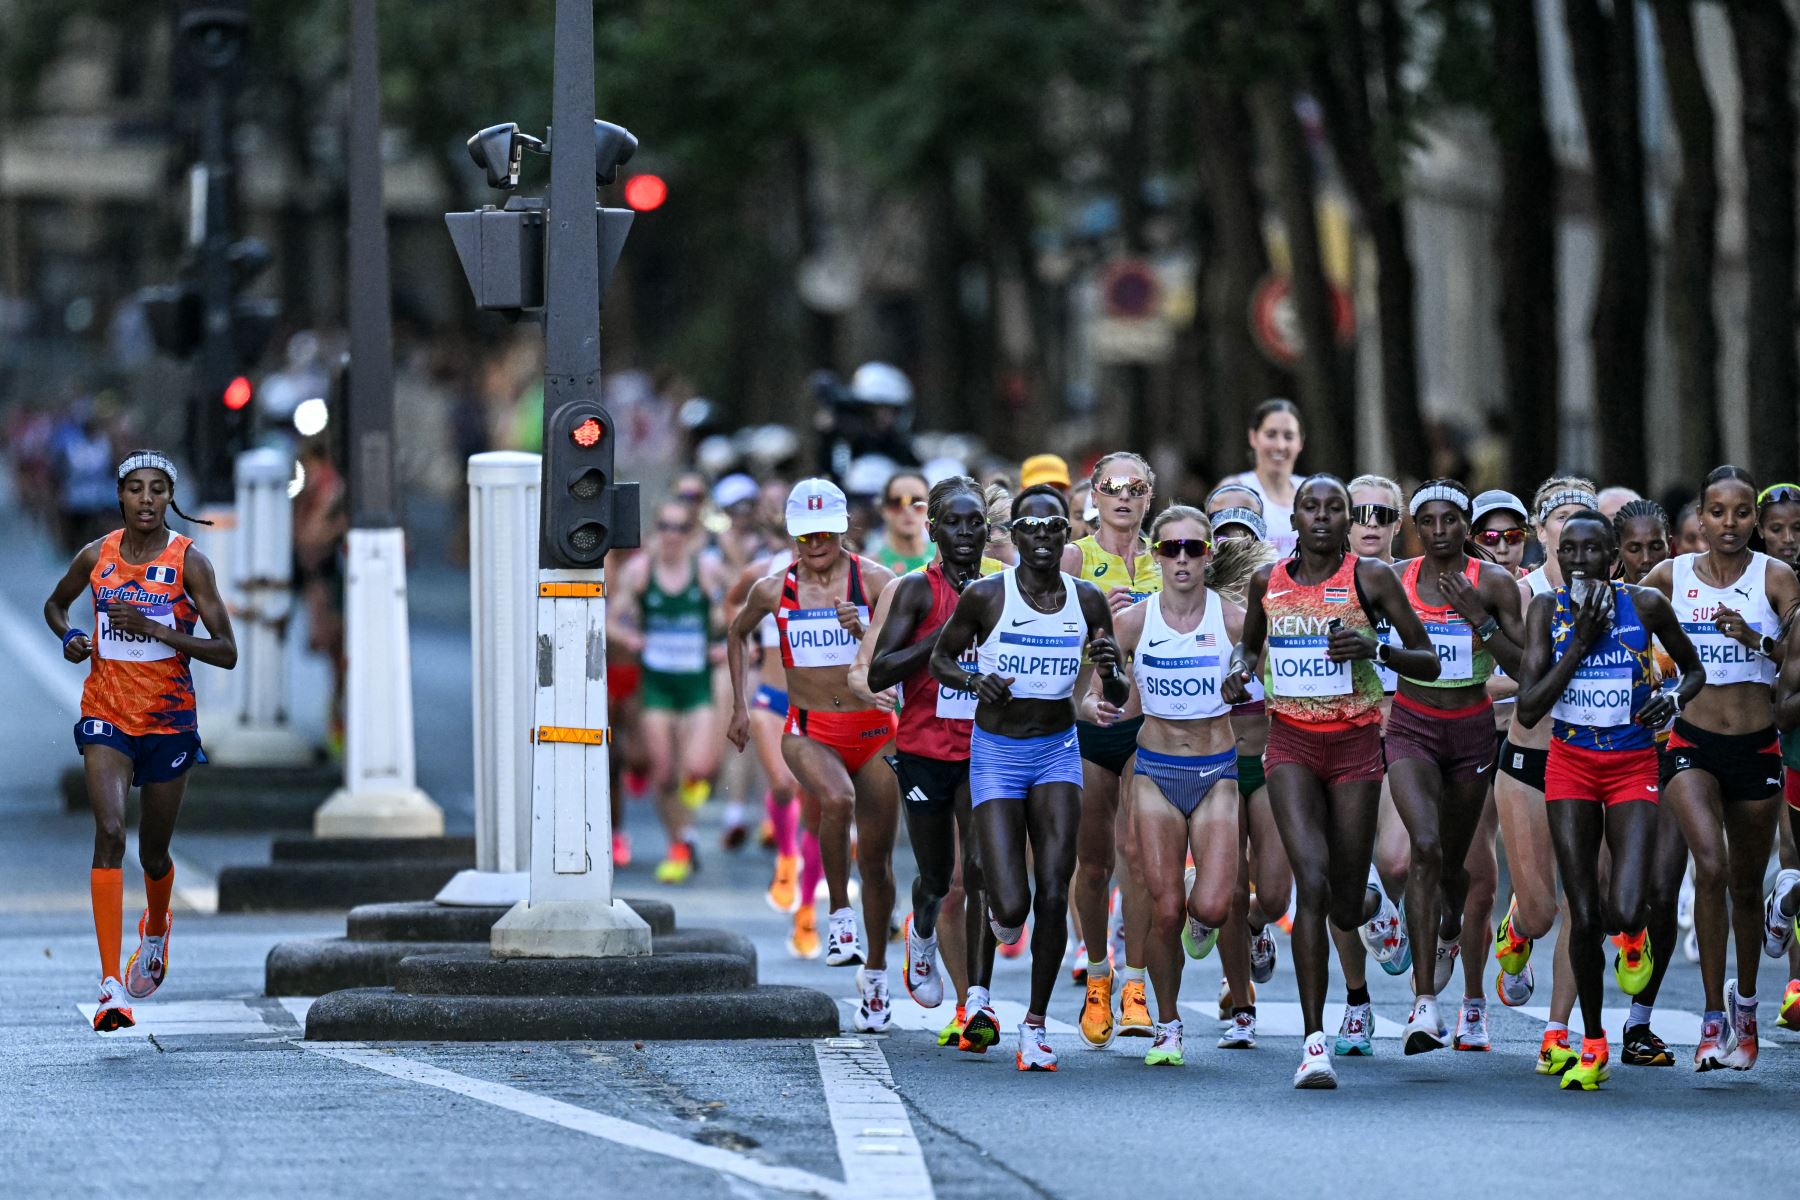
[1759,634,1777,658]
[964,672,982,693]
[1474,616,1500,642]
[62,628,87,648]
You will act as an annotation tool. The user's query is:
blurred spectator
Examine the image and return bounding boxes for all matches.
[49,400,117,553]
[293,435,349,753]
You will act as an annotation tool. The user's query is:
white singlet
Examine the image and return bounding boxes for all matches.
[1670,552,1779,687]
[1136,590,1232,721]
[976,568,1085,701]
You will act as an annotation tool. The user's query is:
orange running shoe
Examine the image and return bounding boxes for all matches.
[1536,1028,1576,1076]
[998,919,1029,960]
[1118,979,1153,1038]
[1079,972,1115,1047]
[766,853,800,914]
[1611,929,1652,995]
[788,907,821,959]
[612,830,632,868]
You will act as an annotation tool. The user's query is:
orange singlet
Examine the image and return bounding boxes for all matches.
[83,530,199,736]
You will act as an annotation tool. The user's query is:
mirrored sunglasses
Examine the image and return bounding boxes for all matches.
[1475,528,1528,547]
[1094,475,1152,499]
[1153,538,1211,559]
[1011,515,1071,534]
[1350,503,1399,528]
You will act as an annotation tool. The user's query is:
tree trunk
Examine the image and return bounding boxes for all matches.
[1563,0,1650,487]
[1652,0,1722,477]
[1491,0,1560,486]
[1253,80,1352,472]
[1730,0,1798,481]
[1193,81,1292,479]
[1309,0,1427,482]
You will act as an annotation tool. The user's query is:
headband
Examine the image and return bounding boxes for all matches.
[1206,482,1261,509]
[1408,482,1471,517]
[1211,506,1267,541]
[1536,489,1598,524]
[117,452,177,486]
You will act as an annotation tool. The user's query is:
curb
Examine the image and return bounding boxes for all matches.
[394,950,753,997]
[218,860,468,912]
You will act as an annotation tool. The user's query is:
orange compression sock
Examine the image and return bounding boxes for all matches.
[90,868,123,982]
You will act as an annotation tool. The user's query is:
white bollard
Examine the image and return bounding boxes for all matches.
[204,450,314,767]
[190,504,240,742]
[488,566,650,958]
[313,524,444,837]
[436,452,539,906]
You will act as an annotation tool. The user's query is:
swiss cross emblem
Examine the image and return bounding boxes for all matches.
[807,495,824,511]
[1687,589,1698,599]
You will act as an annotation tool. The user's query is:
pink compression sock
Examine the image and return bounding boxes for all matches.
[766,792,799,857]
[800,829,825,904]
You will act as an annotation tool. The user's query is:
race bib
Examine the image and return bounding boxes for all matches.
[1267,635,1351,698]
[643,629,707,674]
[1424,620,1473,683]
[784,606,867,668]
[1552,665,1633,727]
[936,646,980,719]
[1680,623,1769,687]
[96,603,176,662]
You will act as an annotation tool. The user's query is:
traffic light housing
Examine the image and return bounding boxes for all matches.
[543,399,639,567]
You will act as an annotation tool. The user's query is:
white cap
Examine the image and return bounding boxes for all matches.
[849,361,913,406]
[1471,489,1528,526]
[785,478,850,536]
[921,455,967,486]
[712,472,759,510]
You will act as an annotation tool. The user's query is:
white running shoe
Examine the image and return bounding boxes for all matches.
[988,908,1024,947]
[92,975,135,1033]
[1333,1002,1373,1056]
[853,968,892,1032]
[825,907,864,967]
[1763,869,1800,958]
[1293,1031,1338,1089]
[1249,924,1278,984]
[1016,1021,1058,1072]
[1403,995,1448,1055]
[1454,998,1490,1051]
[902,914,943,1008]
[1725,979,1758,1071]
[124,909,170,1000]
[1359,892,1407,971]
[1433,933,1460,996]
[1218,1008,1258,1049]
[1496,963,1535,1007]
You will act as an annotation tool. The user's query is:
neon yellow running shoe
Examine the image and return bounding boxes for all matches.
[1144,1022,1185,1066]
[1494,899,1533,977]
[937,1005,966,1047]
[1612,929,1653,995]
[1560,1037,1611,1091]
[679,778,712,810]
[1536,1029,1577,1076]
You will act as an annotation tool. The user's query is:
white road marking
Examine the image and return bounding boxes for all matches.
[851,996,1407,1044]
[1518,1006,1707,1046]
[814,1038,934,1199]
[300,1042,850,1199]
[277,996,314,1027]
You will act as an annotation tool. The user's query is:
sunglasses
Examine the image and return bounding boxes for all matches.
[794,531,838,546]
[1094,475,1152,499]
[1475,528,1528,548]
[1350,503,1399,528]
[1759,483,1800,507]
[884,495,927,511]
[1154,538,1211,559]
[657,522,695,534]
[1011,515,1071,534]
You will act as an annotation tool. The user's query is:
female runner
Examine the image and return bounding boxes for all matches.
[1491,476,1598,1076]
[1641,466,1800,1070]
[44,451,237,1031]
[1383,481,1526,1053]
[1515,508,1701,1089]
[852,475,1001,1053]
[930,485,1125,1071]
[1102,506,1255,1065]
[1224,475,1440,1088]
[727,479,900,1031]
[1752,483,1800,1032]
[1204,486,1279,1045]
[1062,452,1160,1044]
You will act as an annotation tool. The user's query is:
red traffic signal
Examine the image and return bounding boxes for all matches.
[570,416,604,447]
[223,375,254,411]
[623,173,667,212]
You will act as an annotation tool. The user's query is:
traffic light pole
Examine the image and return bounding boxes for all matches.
[490,0,649,958]
[312,0,442,838]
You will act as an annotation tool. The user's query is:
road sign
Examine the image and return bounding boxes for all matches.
[1249,272,1354,366]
